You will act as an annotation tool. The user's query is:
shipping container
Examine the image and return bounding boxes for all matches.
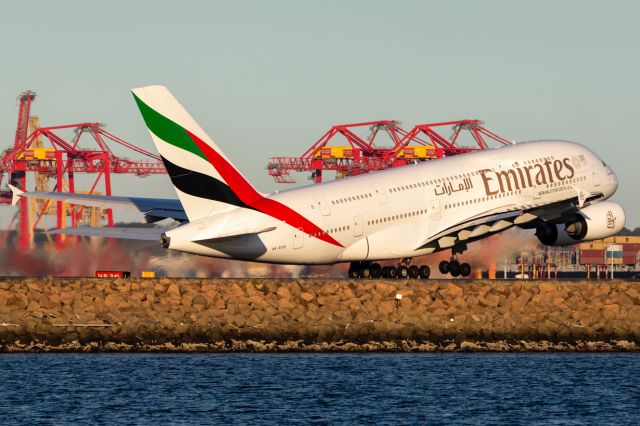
[579,257,606,265]
[313,146,354,159]
[400,145,437,159]
[580,253,605,260]
[580,254,604,262]
[582,260,618,266]
[579,242,605,250]
[597,259,622,265]
[141,271,156,278]
[614,236,640,244]
[17,147,57,161]
[580,249,604,257]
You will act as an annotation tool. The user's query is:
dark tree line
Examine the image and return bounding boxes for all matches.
[618,227,640,236]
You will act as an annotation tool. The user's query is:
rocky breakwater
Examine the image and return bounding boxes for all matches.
[0,278,639,352]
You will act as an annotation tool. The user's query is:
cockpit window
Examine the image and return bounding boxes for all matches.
[602,161,607,167]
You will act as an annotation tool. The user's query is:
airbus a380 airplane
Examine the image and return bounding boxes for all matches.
[10,86,626,279]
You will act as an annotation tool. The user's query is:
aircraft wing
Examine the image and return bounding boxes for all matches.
[49,226,167,241]
[9,185,186,222]
[416,196,585,252]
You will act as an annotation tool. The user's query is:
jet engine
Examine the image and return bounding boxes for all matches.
[535,201,625,246]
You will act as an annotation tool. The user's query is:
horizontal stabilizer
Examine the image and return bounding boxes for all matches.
[192,226,277,243]
[49,226,167,241]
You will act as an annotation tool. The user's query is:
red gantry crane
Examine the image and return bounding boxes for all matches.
[267,119,512,184]
[0,90,167,249]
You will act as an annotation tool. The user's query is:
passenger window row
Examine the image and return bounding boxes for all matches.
[389,170,481,193]
[310,225,351,237]
[546,176,585,188]
[523,156,553,166]
[367,209,427,226]
[327,225,350,234]
[444,190,523,210]
[331,193,373,205]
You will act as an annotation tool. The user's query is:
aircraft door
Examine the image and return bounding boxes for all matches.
[526,183,541,200]
[353,215,363,237]
[429,198,441,220]
[313,195,331,216]
[293,227,304,249]
[370,183,388,204]
[591,169,601,187]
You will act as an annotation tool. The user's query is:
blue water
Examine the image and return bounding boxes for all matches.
[0,353,638,424]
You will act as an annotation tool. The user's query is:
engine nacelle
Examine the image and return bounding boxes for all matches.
[536,201,625,246]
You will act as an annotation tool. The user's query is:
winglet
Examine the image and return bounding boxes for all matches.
[8,184,24,206]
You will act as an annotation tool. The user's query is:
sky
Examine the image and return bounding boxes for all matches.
[0,0,638,226]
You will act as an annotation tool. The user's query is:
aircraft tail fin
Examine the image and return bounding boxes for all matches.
[131,85,261,221]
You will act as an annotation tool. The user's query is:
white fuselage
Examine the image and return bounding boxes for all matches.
[165,140,618,264]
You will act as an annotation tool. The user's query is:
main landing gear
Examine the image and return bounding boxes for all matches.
[438,256,471,278]
[348,260,431,279]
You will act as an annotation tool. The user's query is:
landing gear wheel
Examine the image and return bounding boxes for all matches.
[371,263,382,278]
[439,260,450,275]
[382,266,397,279]
[348,267,359,278]
[360,265,372,279]
[408,265,420,279]
[449,260,461,277]
[397,265,409,279]
[419,265,430,279]
[460,263,471,277]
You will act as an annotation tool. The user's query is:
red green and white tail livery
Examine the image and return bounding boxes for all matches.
[11,85,624,277]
